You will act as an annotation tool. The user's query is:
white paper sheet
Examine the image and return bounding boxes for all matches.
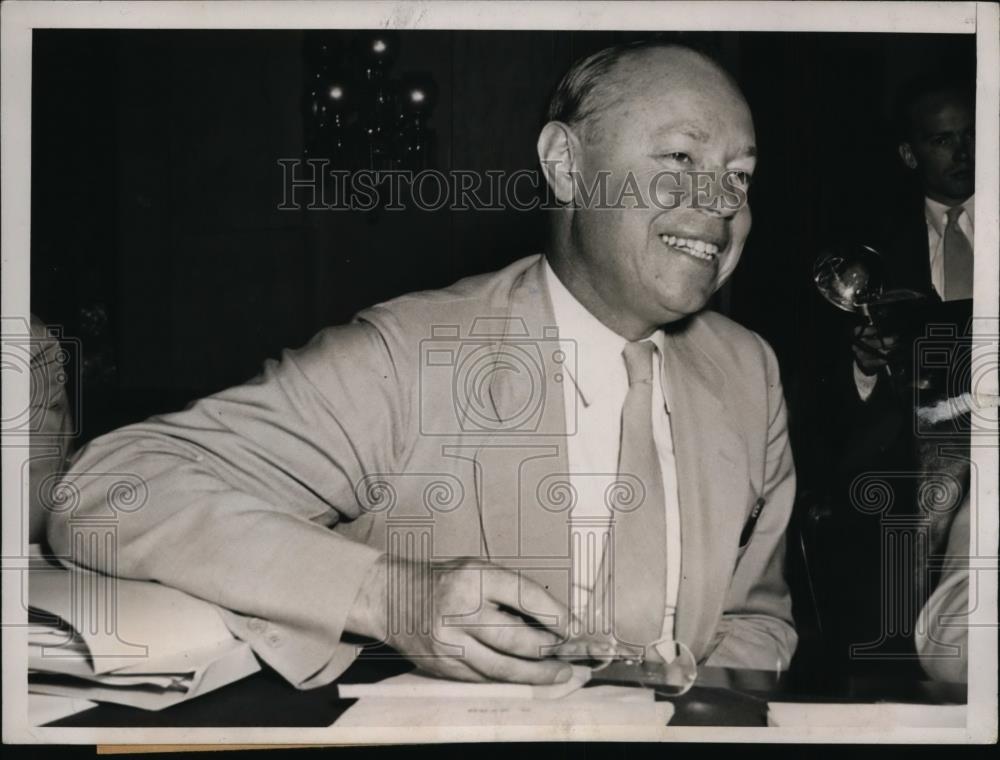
[336,678,665,728]
[29,638,260,712]
[30,565,235,674]
[28,553,263,712]
[335,692,672,728]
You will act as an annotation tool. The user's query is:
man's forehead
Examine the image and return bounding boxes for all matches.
[617,48,733,97]
[653,122,711,142]
[577,46,752,146]
[915,101,974,135]
[913,91,973,125]
[620,52,747,110]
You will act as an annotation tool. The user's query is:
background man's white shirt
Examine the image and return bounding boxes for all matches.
[854,194,975,400]
[544,259,682,652]
[926,194,975,299]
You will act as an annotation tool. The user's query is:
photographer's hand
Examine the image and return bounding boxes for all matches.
[852,323,899,376]
[347,555,574,684]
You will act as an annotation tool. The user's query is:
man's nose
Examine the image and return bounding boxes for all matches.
[694,170,744,219]
[954,134,973,164]
[700,199,742,219]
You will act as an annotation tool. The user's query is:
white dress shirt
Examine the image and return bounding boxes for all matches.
[543,259,682,653]
[855,195,975,401]
[925,194,975,300]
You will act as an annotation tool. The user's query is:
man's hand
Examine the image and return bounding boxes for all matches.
[852,323,899,375]
[347,555,574,684]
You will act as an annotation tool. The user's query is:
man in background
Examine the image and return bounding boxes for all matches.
[852,72,975,387]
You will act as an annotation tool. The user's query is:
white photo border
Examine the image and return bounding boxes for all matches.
[2,0,997,745]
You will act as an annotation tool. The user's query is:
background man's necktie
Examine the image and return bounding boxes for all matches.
[611,340,667,649]
[944,206,974,301]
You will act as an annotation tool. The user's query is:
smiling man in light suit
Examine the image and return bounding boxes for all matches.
[49,41,797,688]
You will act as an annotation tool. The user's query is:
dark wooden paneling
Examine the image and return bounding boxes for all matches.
[114,31,307,393]
[115,31,174,392]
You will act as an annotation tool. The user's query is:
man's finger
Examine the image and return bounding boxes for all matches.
[482,570,572,640]
[852,340,890,360]
[854,335,896,351]
[856,325,899,342]
[461,637,574,685]
[439,658,492,683]
[465,609,560,659]
[419,641,492,683]
[872,335,897,348]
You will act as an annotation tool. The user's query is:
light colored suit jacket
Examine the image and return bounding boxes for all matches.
[29,314,74,544]
[48,254,797,687]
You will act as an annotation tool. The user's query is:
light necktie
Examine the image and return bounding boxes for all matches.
[611,340,667,649]
[943,206,974,301]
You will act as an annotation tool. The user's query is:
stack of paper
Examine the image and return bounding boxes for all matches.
[28,552,260,713]
[336,667,674,727]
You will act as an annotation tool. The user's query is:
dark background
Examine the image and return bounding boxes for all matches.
[30,29,976,678]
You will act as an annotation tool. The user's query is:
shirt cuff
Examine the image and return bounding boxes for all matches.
[853,361,879,401]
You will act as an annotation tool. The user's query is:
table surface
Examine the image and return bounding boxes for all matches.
[45,650,967,729]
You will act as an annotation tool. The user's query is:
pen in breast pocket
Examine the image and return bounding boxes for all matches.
[739,496,766,548]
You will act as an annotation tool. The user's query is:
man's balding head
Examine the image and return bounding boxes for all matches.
[547,42,742,145]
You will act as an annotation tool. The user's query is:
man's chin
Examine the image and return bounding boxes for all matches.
[953,185,975,201]
[656,291,714,324]
[939,178,974,201]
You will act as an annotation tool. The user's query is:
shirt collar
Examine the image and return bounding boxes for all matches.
[543,257,665,397]
[925,194,975,237]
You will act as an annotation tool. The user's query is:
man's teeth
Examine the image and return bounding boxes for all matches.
[659,234,720,261]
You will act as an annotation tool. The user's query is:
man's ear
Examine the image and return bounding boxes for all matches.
[898,142,918,170]
[537,121,581,205]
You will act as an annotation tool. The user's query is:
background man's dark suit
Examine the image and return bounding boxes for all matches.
[811,190,940,677]
[836,190,935,479]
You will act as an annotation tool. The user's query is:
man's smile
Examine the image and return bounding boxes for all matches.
[658,233,722,263]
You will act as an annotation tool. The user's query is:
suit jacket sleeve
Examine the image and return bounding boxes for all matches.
[703,334,798,670]
[46,319,409,688]
[29,314,75,544]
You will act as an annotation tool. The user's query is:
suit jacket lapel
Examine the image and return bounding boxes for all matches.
[472,258,574,612]
[661,325,750,658]
[883,195,933,294]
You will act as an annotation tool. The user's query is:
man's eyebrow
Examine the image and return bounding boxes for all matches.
[653,124,758,158]
[923,129,967,139]
[653,123,710,142]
